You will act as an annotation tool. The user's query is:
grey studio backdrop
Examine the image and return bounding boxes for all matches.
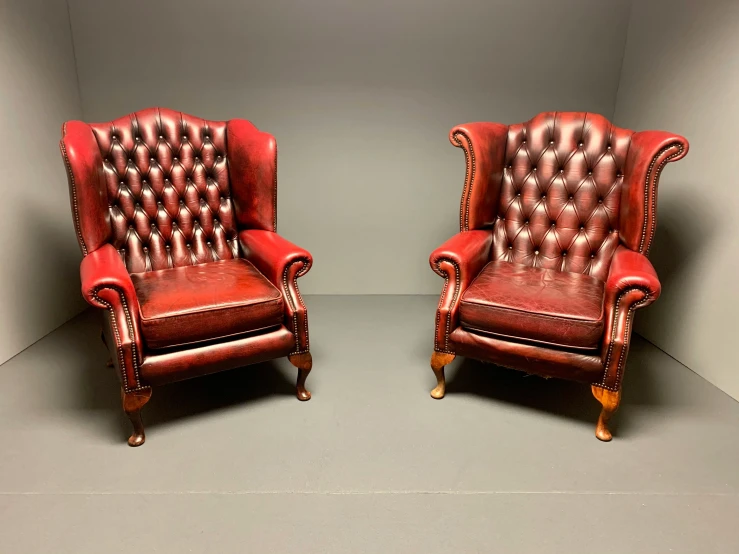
[2,0,738,401]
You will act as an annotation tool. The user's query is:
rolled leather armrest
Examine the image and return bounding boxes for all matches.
[430,230,493,353]
[79,244,145,391]
[598,245,661,390]
[80,244,138,308]
[239,229,313,354]
[605,245,661,306]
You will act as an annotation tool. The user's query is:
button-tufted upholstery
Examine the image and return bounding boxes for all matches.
[492,112,631,281]
[429,111,688,441]
[90,110,236,273]
[61,108,314,446]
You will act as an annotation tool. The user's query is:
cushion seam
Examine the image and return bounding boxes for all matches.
[461,324,601,351]
[138,296,283,321]
[459,298,604,323]
[145,323,284,350]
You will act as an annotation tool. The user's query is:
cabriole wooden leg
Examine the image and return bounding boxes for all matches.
[430,352,455,399]
[591,385,621,442]
[288,353,312,401]
[121,387,152,447]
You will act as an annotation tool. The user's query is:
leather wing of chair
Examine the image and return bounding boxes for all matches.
[429,112,688,441]
[61,108,313,446]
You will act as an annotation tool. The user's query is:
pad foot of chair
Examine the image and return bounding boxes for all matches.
[289,353,312,401]
[430,352,455,399]
[121,387,152,447]
[592,385,621,442]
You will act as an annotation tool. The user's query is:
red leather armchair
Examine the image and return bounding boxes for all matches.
[61,108,313,446]
[429,112,687,441]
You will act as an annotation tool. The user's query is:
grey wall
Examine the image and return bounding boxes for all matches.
[68,0,631,294]
[614,0,739,400]
[0,0,85,364]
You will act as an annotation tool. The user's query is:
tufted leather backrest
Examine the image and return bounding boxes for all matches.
[491,112,633,281]
[81,108,237,273]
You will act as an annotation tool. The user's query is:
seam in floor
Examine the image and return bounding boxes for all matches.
[2,490,738,496]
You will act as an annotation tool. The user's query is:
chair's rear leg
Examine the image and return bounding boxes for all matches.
[121,387,153,447]
[430,352,455,399]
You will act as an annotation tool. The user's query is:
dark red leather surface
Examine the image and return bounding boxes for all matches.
[619,131,689,255]
[604,245,661,301]
[429,230,494,353]
[449,122,508,231]
[239,230,312,354]
[459,261,604,350]
[227,119,278,232]
[60,121,111,256]
[131,259,283,350]
[79,244,144,391]
[450,327,603,382]
[140,326,295,385]
[492,112,633,282]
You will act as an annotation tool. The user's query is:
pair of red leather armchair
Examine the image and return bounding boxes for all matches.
[61,108,686,446]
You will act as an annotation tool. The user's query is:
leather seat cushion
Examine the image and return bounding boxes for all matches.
[131,259,284,350]
[459,261,605,350]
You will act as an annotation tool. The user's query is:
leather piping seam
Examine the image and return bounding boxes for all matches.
[92,285,145,392]
[639,142,684,254]
[597,286,650,392]
[272,141,278,232]
[293,258,311,352]
[433,257,461,352]
[452,131,475,232]
[433,261,450,352]
[282,257,311,355]
[60,135,88,256]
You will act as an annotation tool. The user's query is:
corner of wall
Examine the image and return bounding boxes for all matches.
[610,0,635,122]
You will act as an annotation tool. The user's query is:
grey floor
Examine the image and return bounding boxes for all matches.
[1,296,738,553]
